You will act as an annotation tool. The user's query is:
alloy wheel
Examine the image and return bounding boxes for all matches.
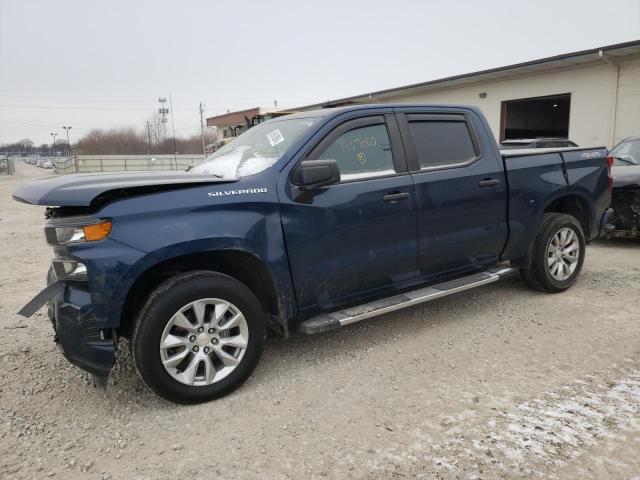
[547,227,580,281]
[159,298,249,386]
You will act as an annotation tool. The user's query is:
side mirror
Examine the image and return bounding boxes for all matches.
[292,159,340,190]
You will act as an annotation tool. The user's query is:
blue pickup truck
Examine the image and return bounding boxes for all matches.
[14,105,612,403]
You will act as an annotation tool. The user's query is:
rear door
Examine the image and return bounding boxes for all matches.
[279,112,418,310]
[395,108,508,280]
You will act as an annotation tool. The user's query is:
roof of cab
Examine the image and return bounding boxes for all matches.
[279,103,481,121]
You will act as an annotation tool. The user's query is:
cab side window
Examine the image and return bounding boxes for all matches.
[408,120,477,169]
[317,124,395,181]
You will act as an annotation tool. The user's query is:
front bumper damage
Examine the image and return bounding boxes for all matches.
[19,279,117,380]
[608,186,640,238]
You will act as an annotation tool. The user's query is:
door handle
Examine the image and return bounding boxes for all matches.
[383,192,410,203]
[478,178,500,187]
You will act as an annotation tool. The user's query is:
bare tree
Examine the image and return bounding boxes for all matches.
[146,113,167,146]
[74,128,148,155]
[72,126,216,155]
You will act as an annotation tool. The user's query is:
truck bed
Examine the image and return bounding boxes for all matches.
[499,145,610,265]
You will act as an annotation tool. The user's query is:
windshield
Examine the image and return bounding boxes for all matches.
[191,117,319,178]
[610,139,640,166]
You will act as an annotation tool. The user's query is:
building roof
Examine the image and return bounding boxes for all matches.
[206,107,261,128]
[205,40,640,125]
[297,39,640,110]
[206,106,312,129]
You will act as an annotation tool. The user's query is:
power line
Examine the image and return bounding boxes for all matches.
[0,103,196,112]
[0,94,316,106]
[0,118,95,130]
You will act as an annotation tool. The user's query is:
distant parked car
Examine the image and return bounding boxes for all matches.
[500,138,578,150]
[36,159,44,167]
[42,160,54,169]
[607,136,640,238]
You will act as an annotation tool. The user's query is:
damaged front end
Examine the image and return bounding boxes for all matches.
[46,270,117,384]
[13,170,237,385]
[609,186,640,238]
[18,207,132,384]
[608,166,640,238]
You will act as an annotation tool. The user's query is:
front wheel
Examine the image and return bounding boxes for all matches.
[520,213,586,293]
[131,271,265,403]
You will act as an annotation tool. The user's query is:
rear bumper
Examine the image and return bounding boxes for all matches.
[50,283,117,376]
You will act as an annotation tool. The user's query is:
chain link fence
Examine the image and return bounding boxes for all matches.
[54,155,205,175]
[0,155,16,175]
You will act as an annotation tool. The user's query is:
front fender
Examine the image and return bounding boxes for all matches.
[102,237,296,327]
[87,178,297,328]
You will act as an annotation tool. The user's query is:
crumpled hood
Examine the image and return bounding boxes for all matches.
[12,171,237,207]
[612,166,640,188]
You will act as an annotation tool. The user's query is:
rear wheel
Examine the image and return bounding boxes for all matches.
[520,213,586,293]
[131,271,265,403]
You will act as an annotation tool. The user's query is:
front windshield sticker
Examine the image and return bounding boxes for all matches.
[266,129,285,147]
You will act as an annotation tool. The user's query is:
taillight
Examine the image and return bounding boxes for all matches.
[606,156,614,192]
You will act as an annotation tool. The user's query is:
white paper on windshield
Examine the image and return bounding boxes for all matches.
[266,129,284,147]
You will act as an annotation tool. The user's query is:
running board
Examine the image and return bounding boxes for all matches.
[299,267,515,334]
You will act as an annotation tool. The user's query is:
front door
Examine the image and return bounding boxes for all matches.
[279,113,418,310]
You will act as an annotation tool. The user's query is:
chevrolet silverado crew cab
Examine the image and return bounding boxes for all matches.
[14,105,612,404]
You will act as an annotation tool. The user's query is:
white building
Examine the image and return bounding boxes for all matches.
[297,40,640,148]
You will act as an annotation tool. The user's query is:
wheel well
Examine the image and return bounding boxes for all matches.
[543,195,591,237]
[119,250,279,338]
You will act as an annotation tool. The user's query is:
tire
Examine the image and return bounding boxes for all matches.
[520,213,586,293]
[131,271,265,404]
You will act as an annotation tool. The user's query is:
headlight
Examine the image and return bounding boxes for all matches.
[46,220,112,245]
[52,259,87,281]
[54,226,86,243]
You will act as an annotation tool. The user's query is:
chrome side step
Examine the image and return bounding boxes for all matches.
[299,267,515,334]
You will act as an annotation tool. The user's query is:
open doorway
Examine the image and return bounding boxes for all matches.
[500,93,571,141]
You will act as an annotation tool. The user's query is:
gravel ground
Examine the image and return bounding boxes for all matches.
[1,162,639,480]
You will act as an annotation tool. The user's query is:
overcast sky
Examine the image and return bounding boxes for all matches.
[1,0,639,145]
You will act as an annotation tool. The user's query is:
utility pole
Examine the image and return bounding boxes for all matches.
[169,94,177,169]
[158,97,168,141]
[50,132,58,156]
[62,126,72,156]
[146,121,152,157]
[199,102,207,157]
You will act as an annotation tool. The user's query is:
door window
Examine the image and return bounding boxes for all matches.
[408,121,476,169]
[317,124,395,181]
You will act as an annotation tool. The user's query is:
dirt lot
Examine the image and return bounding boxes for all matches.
[1,162,639,480]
